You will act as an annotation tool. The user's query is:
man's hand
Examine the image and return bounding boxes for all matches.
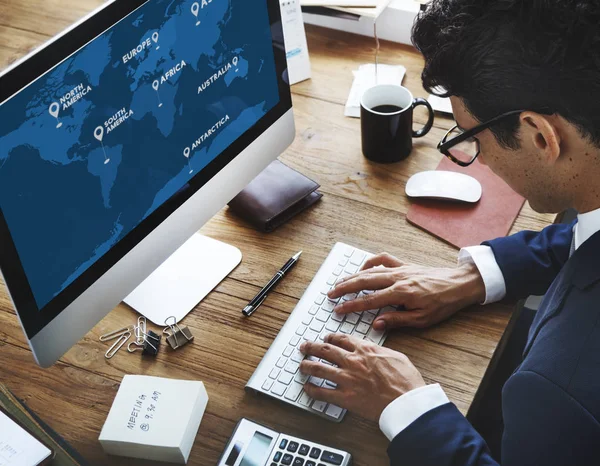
[328,253,486,330]
[299,334,425,422]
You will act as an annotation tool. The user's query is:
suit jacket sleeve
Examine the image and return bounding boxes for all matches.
[482,221,575,301]
[387,371,600,466]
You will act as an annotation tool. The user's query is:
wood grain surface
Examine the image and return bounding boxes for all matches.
[0,2,555,465]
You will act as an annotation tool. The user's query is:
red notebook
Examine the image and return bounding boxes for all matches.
[406,157,525,249]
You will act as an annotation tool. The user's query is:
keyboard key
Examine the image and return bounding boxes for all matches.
[360,312,375,324]
[302,315,313,326]
[325,404,344,419]
[350,251,366,266]
[340,322,354,334]
[309,376,324,387]
[279,372,293,385]
[285,360,300,374]
[345,264,359,274]
[290,335,301,346]
[345,313,360,324]
[310,321,325,333]
[314,294,325,305]
[285,382,304,401]
[306,461,316,466]
[342,293,357,301]
[270,368,281,379]
[299,444,310,456]
[316,310,330,322]
[287,442,299,453]
[291,350,305,363]
[280,439,288,449]
[324,380,337,388]
[338,257,349,267]
[325,320,340,332]
[367,327,386,345]
[262,379,274,391]
[304,330,319,342]
[326,275,337,286]
[271,382,287,397]
[283,346,294,357]
[298,391,312,406]
[276,357,287,368]
[321,451,344,465]
[331,312,344,322]
[295,372,310,384]
[308,305,320,315]
[355,322,370,334]
[344,247,354,257]
[366,307,379,315]
[282,453,294,465]
[321,300,336,312]
[293,459,305,466]
[381,305,396,315]
[311,400,327,412]
[310,447,321,459]
[332,266,343,276]
[320,285,331,295]
[296,326,307,336]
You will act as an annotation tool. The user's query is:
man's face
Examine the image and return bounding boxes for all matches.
[450,97,566,213]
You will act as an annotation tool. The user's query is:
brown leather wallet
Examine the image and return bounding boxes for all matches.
[228,160,322,232]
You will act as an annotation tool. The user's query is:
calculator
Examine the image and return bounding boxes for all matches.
[218,418,353,466]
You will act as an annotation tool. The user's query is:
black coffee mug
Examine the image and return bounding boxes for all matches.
[360,84,435,163]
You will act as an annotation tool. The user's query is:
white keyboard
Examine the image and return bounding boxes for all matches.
[246,242,391,423]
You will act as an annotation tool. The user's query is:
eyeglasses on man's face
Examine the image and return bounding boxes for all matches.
[438,109,526,167]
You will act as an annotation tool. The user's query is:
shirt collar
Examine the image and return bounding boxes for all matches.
[574,207,600,250]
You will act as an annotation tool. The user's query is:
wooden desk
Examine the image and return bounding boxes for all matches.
[0,2,555,465]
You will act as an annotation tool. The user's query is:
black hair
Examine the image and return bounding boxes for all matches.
[412,0,600,149]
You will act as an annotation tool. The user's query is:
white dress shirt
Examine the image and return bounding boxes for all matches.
[379,207,600,442]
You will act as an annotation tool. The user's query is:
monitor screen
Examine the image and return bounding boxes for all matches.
[0,0,290,337]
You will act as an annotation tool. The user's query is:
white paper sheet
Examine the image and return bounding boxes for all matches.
[281,0,311,85]
[345,63,406,117]
[0,411,51,466]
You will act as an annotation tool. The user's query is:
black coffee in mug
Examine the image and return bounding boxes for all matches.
[361,85,435,163]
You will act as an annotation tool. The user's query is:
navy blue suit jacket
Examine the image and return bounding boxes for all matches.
[388,222,600,465]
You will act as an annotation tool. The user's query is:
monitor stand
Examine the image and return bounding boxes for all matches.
[124,234,242,326]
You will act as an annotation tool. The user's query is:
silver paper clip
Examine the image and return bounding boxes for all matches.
[105,332,131,359]
[135,316,147,345]
[163,316,194,350]
[100,325,134,342]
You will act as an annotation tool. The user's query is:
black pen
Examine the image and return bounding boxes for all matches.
[242,251,302,317]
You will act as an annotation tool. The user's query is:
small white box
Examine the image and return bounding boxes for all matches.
[99,375,209,464]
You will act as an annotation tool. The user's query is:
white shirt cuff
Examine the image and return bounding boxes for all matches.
[379,384,449,442]
[458,245,507,305]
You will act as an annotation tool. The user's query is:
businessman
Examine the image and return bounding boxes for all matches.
[299,1,600,464]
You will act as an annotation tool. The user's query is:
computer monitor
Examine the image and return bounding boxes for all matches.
[0,0,294,367]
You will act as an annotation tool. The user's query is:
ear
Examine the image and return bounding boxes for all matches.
[520,112,562,163]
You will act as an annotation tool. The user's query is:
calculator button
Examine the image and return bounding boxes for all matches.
[280,439,288,449]
[309,447,321,459]
[282,454,294,465]
[293,459,305,466]
[274,451,283,462]
[299,444,310,456]
[287,441,299,453]
[320,451,344,465]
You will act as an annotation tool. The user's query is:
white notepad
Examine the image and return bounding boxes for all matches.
[0,411,52,466]
[345,63,406,117]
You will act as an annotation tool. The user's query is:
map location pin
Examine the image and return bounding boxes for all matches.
[152,32,160,50]
[191,2,201,26]
[49,102,62,128]
[94,126,104,142]
[153,80,163,107]
[232,56,239,72]
[152,80,160,91]
[183,147,191,158]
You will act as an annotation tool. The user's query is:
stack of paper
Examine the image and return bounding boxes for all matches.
[345,63,406,117]
[300,0,392,19]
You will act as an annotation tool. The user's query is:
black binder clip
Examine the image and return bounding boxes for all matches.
[128,330,161,356]
[163,316,194,350]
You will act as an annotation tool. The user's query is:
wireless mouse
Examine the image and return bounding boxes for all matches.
[406,170,482,203]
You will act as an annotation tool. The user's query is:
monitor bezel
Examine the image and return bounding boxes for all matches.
[0,0,292,339]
